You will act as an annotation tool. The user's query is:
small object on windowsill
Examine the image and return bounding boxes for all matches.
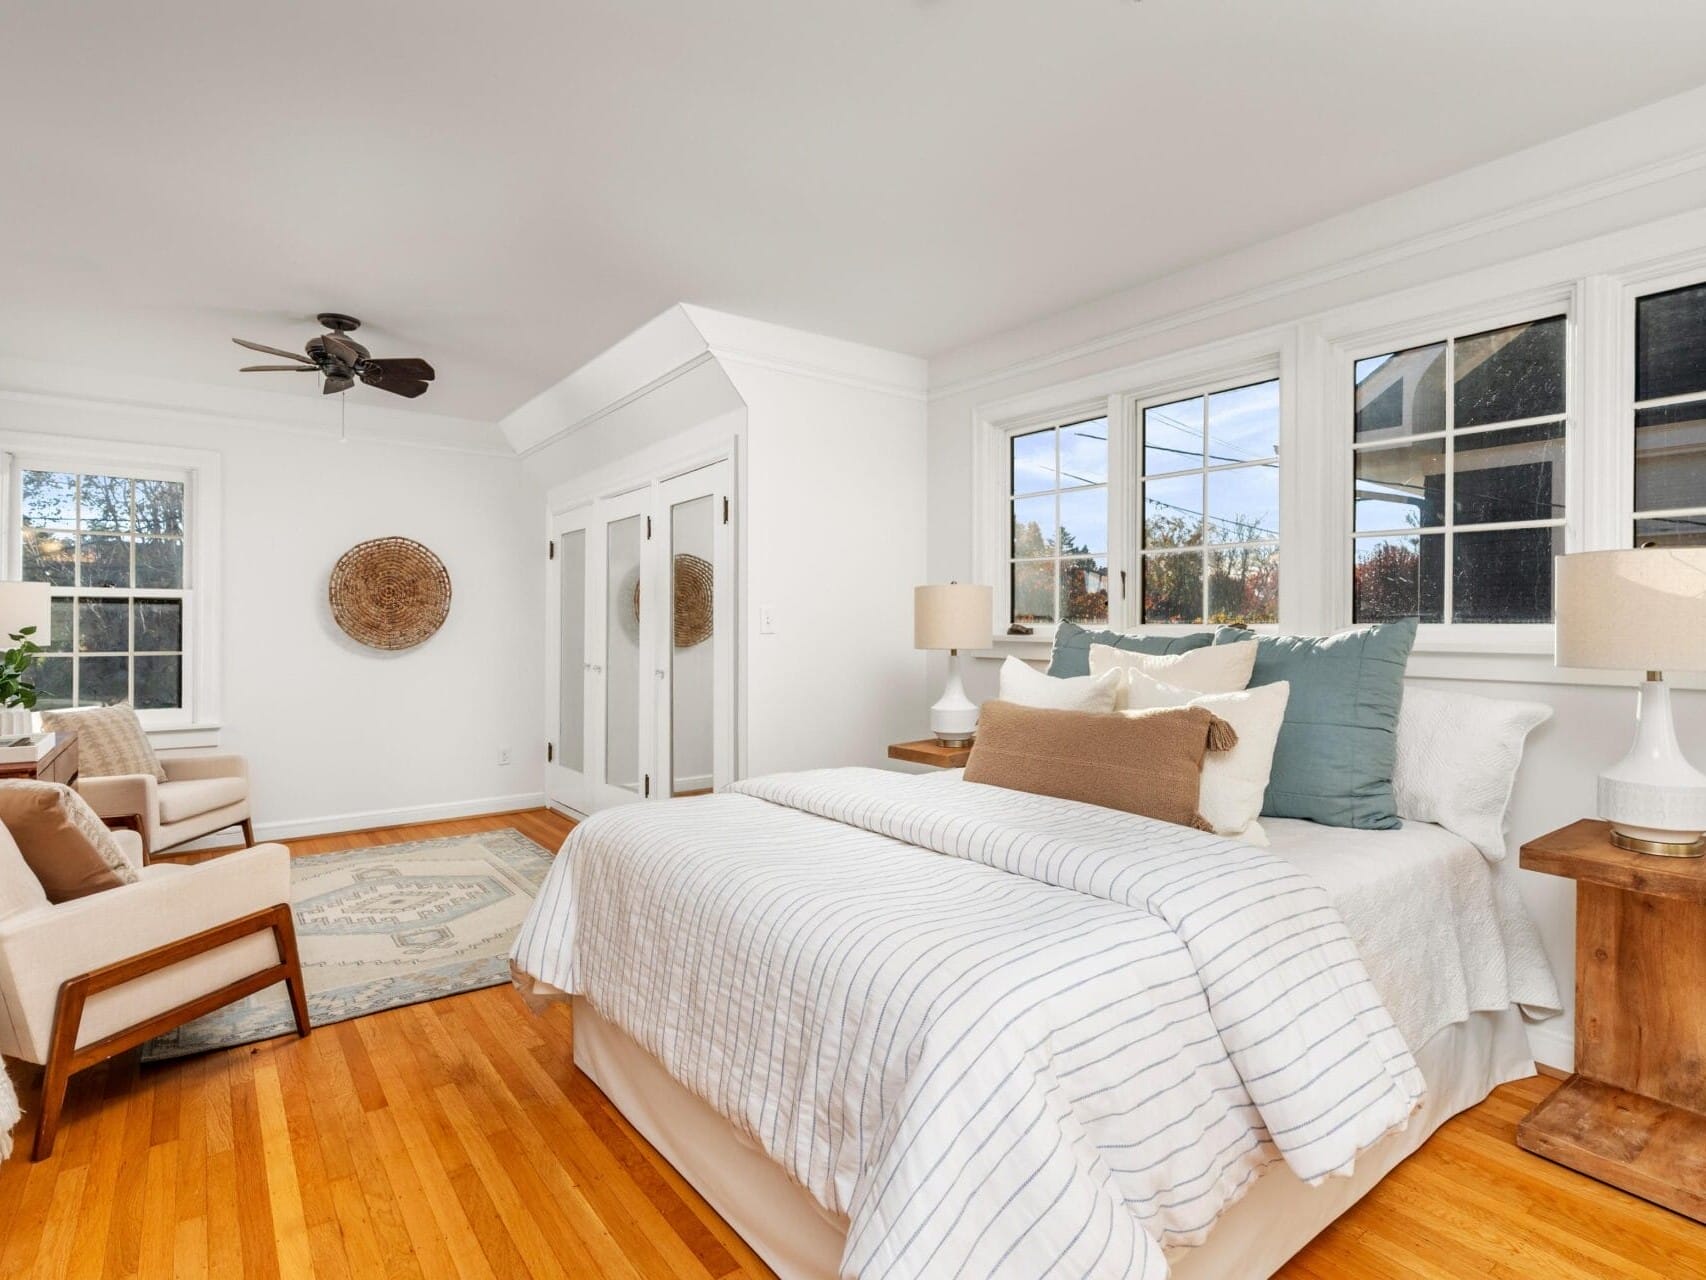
[1006,623,1034,636]
[888,739,973,769]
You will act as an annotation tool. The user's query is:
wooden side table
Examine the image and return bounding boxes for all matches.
[0,731,78,786]
[887,739,972,769]
[1516,818,1706,1222]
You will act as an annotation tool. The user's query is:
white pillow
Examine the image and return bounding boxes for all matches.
[997,655,1122,712]
[1089,640,1257,707]
[1392,686,1552,862]
[1123,671,1290,844]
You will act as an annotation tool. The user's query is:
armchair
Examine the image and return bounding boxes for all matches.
[0,826,306,1159]
[76,752,254,862]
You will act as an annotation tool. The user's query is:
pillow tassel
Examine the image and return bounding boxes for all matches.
[1206,714,1240,753]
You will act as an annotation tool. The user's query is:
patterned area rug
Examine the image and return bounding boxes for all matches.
[142,829,554,1062]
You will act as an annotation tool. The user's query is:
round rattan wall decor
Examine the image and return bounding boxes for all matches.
[328,537,452,651]
[622,553,715,648]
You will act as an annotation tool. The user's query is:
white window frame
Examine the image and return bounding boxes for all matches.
[1623,264,1706,550]
[0,432,221,744]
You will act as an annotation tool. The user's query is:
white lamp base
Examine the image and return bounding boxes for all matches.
[1600,677,1706,857]
[930,650,979,746]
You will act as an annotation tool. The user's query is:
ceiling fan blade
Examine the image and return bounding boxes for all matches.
[366,356,435,382]
[233,337,313,364]
[321,333,367,364]
[321,373,355,395]
[239,364,318,372]
[371,376,430,399]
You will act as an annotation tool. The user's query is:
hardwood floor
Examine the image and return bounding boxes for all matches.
[2,808,1705,1278]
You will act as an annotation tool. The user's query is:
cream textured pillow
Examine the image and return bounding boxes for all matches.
[1392,686,1552,862]
[1123,671,1291,845]
[0,780,139,902]
[997,655,1122,713]
[40,702,165,782]
[1090,639,1257,706]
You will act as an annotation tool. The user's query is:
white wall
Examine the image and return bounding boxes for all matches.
[924,99,1706,1070]
[0,365,543,838]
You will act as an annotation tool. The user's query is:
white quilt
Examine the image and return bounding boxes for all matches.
[512,769,1426,1279]
[0,1056,15,1161]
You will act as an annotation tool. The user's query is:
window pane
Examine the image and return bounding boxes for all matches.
[134,655,182,710]
[1143,396,1203,475]
[1453,316,1565,429]
[1634,401,1706,514]
[1058,487,1106,556]
[1636,281,1706,403]
[1354,438,1446,532]
[135,599,183,651]
[1142,550,1204,623]
[1453,421,1565,525]
[1354,534,1444,623]
[1011,496,1056,559]
[32,655,71,710]
[22,529,74,586]
[1635,514,1706,548]
[1059,418,1108,487]
[77,655,128,705]
[1010,428,1055,496]
[79,475,132,532]
[1207,380,1279,464]
[1453,526,1561,623]
[1144,474,1203,548]
[1011,560,1055,624]
[44,598,72,653]
[1060,557,1108,624]
[77,600,128,652]
[1355,343,1445,442]
[135,536,183,589]
[134,480,185,536]
[1209,545,1277,624]
[1206,464,1278,544]
[20,471,75,528]
[81,534,130,588]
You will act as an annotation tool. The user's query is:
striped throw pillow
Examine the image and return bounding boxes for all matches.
[40,702,166,782]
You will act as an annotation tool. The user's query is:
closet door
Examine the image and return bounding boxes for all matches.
[590,488,656,810]
[545,505,596,815]
[654,460,735,797]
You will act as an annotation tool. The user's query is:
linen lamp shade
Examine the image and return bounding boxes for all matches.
[1555,548,1706,672]
[914,584,993,652]
[0,582,52,645]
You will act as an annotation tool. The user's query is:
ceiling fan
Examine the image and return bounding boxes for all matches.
[233,313,435,398]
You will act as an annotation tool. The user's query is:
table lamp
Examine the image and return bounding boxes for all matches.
[1555,547,1706,856]
[914,583,993,746]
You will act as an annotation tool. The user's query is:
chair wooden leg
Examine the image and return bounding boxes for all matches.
[33,981,88,1160]
[240,818,255,847]
[271,904,311,1038]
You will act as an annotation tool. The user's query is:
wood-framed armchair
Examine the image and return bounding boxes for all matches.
[76,753,255,863]
[0,826,307,1159]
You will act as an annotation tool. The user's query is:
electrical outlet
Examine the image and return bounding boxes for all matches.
[498,746,511,766]
[760,605,777,635]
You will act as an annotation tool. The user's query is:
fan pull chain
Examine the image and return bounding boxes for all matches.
[339,392,347,445]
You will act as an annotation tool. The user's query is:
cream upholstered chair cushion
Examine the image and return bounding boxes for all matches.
[76,753,252,858]
[40,702,166,782]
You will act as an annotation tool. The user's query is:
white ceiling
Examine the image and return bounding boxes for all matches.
[5,1,1706,422]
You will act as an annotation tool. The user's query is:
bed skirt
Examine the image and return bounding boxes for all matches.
[570,996,1535,1280]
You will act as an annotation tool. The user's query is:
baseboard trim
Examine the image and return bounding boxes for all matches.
[165,792,549,852]
[1525,1020,1574,1075]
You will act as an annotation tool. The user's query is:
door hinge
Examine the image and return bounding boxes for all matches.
[1119,569,1127,596]
[722,496,730,525]
[646,516,652,539]
[548,540,556,560]
[546,742,554,763]
[643,773,651,798]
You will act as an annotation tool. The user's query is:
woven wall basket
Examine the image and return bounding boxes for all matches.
[328,537,452,651]
[621,553,715,648]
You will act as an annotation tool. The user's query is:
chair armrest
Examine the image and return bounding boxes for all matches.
[161,753,249,784]
[76,773,158,824]
[0,844,292,989]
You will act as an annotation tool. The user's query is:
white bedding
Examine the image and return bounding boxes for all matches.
[513,768,1439,1279]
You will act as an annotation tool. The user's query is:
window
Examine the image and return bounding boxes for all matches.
[17,466,188,711]
[1138,378,1279,624]
[1008,415,1109,626]
[1351,315,1566,624]
[1633,281,1706,547]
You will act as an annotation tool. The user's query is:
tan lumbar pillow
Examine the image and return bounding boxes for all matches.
[963,699,1237,830]
[40,701,166,782]
[0,780,139,902]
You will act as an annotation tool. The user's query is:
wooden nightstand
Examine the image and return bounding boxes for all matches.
[0,731,78,785]
[887,739,972,769]
[1516,818,1706,1222]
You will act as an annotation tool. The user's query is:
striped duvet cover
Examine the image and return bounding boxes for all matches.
[511,768,1425,1279]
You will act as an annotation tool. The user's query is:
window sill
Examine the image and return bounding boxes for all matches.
[145,722,223,751]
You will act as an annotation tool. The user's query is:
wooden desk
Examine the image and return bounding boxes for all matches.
[887,739,972,769]
[1516,818,1706,1222]
[0,731,78,785]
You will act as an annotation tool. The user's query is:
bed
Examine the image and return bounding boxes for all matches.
[512,768,1561,1279]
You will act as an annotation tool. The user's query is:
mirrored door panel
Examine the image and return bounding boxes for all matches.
[557,528,587,775]
[668,494,716,797]
[604,511,645,797]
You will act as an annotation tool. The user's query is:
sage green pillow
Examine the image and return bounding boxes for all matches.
[1213,618,1418,829]
[1047,621,1214,678]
